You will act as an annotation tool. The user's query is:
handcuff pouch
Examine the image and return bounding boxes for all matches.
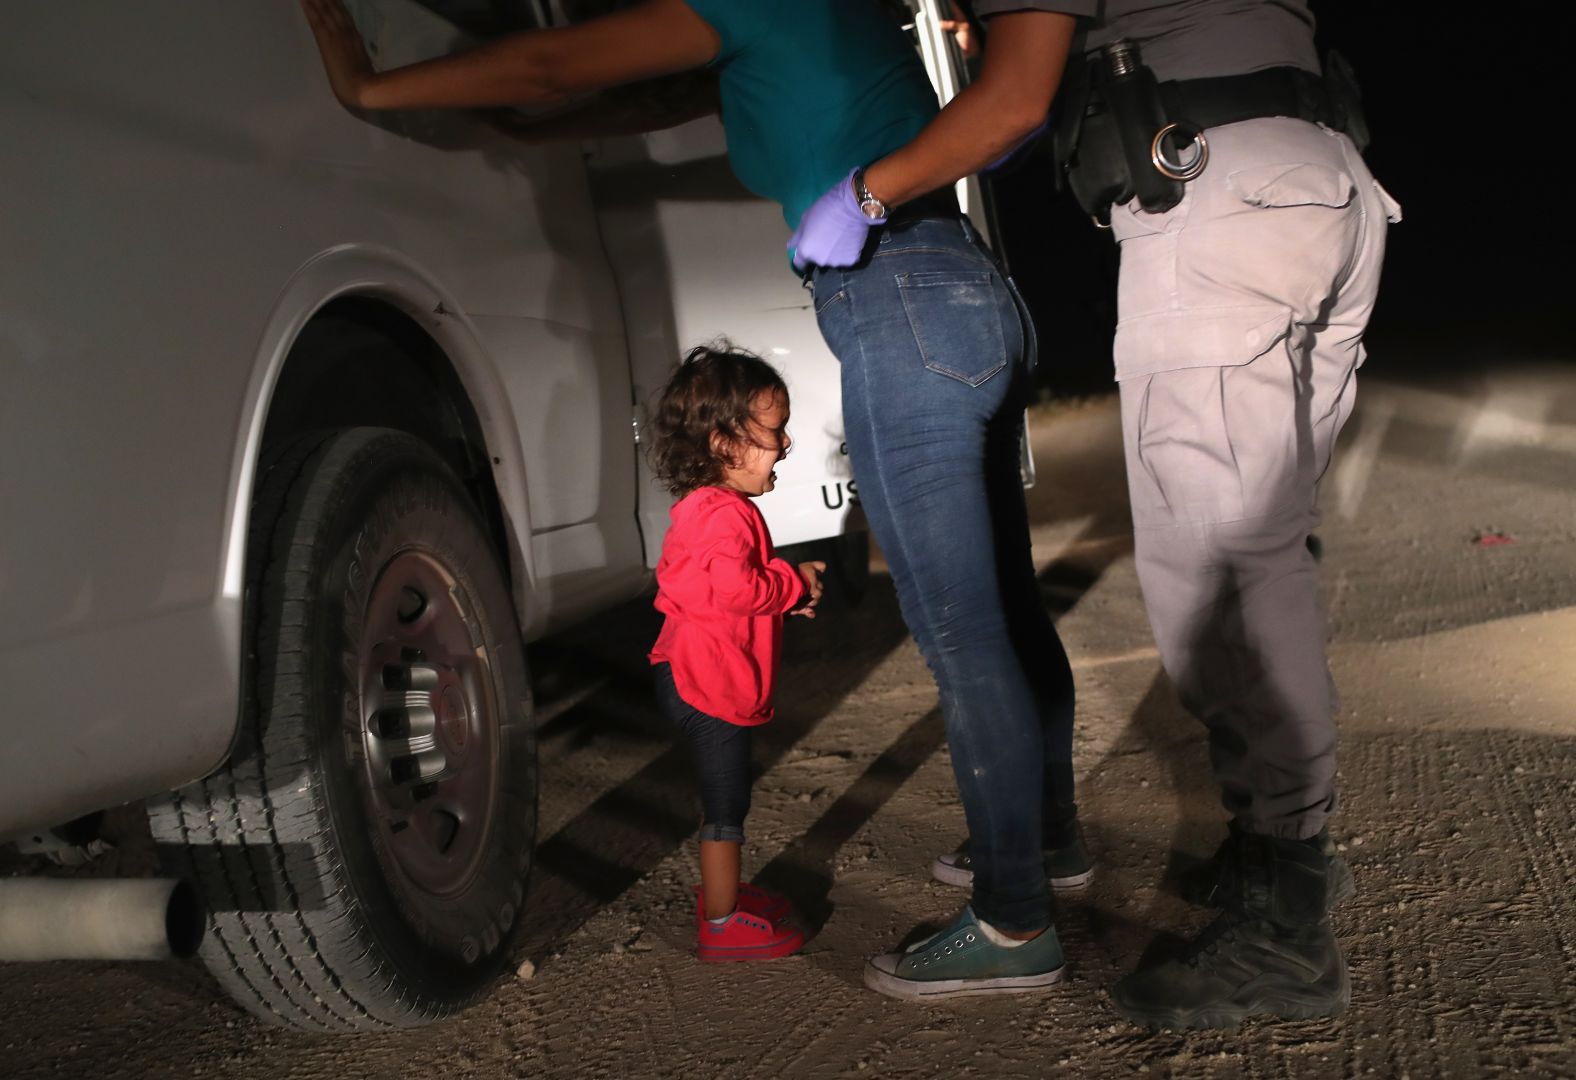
[1052,46,1184,223]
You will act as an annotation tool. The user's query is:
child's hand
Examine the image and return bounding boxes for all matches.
[301,0,377,110]
[790,560,826,618]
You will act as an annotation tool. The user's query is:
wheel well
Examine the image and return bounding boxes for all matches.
[261,297,510,568]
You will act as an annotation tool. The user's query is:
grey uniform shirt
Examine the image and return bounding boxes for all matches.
[969,0,1320,82]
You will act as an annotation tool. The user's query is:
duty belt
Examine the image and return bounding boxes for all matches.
[1156,66,1339,135]
[1052,47,1371,223]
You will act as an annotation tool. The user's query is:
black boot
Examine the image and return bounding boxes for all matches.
[1112,832,1350,1030]
[1179,821,1356,910]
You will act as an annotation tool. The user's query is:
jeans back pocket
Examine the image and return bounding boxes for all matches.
[896,270,1009,387]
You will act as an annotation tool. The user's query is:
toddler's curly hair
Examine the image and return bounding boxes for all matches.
[649,343,788,497]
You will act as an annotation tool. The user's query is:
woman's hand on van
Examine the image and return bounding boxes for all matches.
[301,0,377,110]
[299,0,721,115]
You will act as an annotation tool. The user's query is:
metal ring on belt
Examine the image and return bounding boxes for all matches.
[1150,123,1208,181]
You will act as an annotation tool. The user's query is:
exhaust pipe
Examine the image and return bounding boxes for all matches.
[0,878,205,962]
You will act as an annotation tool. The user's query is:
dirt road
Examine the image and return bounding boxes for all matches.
[4,355,1575,1079]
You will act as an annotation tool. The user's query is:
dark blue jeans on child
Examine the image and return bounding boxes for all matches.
[653,661,751,844]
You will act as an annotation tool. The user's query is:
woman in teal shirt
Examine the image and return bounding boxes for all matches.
[303,0,1079,1001]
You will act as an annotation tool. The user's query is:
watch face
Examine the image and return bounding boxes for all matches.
[854,170,887,219]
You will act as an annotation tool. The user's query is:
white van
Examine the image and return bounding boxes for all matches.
[0,0,988,1030]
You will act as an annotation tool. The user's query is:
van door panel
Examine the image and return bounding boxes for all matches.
[586,117,858,565]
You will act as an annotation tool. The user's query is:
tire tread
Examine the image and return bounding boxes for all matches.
[149,429,529,1031]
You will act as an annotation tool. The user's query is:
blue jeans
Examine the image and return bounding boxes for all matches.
[811,216,1075,933]
[653,662,752,844]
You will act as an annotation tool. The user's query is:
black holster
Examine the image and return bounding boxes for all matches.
[1052,44,1184,223]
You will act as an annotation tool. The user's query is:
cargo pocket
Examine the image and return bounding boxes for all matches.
[897,270,1008,386]
[1227,162,1355,210]
[1113,304,1291,382]
[1118,304,1309,527]
[1373,179,1403,223]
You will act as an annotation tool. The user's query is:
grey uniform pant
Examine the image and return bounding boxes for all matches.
[1110,117,1400,840]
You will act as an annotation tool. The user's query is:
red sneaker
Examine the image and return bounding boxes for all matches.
[696,909,805,963]
[692,882,792,923]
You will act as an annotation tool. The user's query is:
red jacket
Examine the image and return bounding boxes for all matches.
[649,487,806,726]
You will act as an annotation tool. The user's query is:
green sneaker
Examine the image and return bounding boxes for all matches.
[930,832,1092,890]
[864,907,1066,1001]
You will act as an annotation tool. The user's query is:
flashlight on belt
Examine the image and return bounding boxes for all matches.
[1099,40,1208,211]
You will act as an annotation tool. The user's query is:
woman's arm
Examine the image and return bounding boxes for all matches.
[789,10,1076,269]
[862,11,1075,207]
[485,72,720,144]
[299,0,721,111]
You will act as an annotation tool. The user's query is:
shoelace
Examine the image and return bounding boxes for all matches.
[1181,913,1247,968]
[918,929,978,965]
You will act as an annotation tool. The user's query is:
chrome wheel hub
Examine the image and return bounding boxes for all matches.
[357,550,497,900]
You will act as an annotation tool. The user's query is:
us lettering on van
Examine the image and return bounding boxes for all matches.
[822,480,858,511]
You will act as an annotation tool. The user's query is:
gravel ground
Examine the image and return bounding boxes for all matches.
[3,353,1575,1080]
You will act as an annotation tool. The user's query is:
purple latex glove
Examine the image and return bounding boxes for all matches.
[789,169,886,272]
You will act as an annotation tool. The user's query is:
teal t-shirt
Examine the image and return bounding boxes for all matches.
[682,0,940,230]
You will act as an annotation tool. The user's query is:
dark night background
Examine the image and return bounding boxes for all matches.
[987,5,1574,398]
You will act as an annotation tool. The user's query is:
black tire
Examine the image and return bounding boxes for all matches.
[148,428,535,1032]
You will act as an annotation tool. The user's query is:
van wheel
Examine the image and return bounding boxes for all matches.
[148,428,535,1032]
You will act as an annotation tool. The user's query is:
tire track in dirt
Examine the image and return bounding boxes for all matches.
[1337,729,1576,1078]
[1482,733,1576,1071]
[1340,732,1468,1079]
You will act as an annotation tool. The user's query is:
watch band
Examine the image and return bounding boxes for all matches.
[852,169,890,220]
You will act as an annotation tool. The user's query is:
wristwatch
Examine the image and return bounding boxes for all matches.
[852,169,890,220]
